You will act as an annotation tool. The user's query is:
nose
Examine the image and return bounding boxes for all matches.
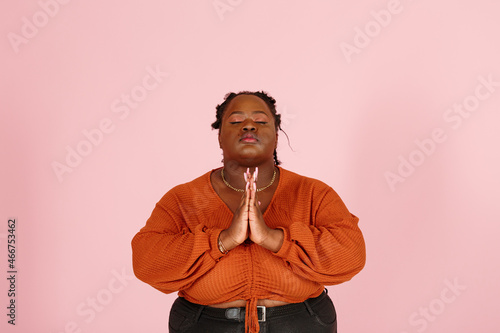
[242,119,256,131]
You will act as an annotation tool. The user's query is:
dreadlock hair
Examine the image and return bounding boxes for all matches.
[211,91,283,166]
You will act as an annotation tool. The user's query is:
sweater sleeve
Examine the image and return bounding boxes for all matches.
[131,188,225,294]
[273,186,366,285]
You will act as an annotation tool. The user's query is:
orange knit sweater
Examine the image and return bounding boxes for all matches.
[132,166,365,332]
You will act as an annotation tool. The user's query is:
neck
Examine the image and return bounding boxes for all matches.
[222,161,276,190]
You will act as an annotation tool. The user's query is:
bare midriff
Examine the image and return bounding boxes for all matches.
[208,299,291,308]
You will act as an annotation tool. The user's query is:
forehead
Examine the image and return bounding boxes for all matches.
[224,94,272,116]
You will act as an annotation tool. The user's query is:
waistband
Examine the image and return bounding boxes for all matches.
[179,289,328,323]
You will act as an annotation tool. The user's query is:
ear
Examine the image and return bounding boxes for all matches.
[218,131,222,149]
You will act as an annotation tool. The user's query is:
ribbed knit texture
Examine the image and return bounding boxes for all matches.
[132,166,366,333]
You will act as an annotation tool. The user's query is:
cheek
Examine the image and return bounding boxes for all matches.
[262,131,277,146]
[218,128,236,147]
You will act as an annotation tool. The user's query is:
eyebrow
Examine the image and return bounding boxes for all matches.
[227,111,270,117]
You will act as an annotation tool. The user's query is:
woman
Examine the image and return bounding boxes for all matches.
[132,91,366,333]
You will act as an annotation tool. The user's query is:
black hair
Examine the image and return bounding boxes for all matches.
[211,91,285,165]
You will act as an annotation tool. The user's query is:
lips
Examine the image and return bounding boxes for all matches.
[240,133,258,143]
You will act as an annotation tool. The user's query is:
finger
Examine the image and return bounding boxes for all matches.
[249,180,256,207]
[240,186,247,204]
[248,170,256,189]
[245,181,251,208]
[238,180,250,209]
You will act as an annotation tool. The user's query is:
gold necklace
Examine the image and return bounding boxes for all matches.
[221,167,276,192]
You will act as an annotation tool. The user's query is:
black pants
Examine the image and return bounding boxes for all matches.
[168,290,337,333]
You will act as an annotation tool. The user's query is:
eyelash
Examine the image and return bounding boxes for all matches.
[229,121,267,125]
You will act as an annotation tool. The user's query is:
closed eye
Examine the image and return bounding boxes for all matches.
[229,121,267,124]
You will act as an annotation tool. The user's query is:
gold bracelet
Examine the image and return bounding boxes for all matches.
[218,234,229,255]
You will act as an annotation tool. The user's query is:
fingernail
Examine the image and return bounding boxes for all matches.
[244,172,248,182]
[254,167,258,181]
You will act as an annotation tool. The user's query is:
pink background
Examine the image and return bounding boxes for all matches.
[2,0,500,332]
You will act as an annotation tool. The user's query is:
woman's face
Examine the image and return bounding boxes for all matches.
[219,94,278,166]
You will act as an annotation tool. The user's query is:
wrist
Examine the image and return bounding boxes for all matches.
[218,233,229,254]
[219,230,239,252]
[259,229,284,253]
